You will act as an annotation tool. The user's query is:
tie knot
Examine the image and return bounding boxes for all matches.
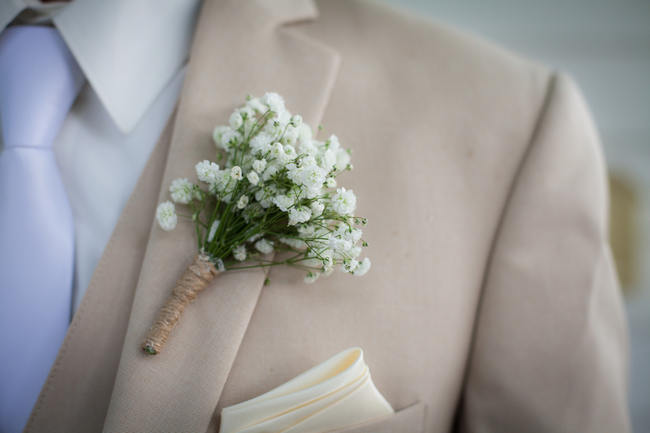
[0,26,84,149]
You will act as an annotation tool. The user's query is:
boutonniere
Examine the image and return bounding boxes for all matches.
[143,93,371,355]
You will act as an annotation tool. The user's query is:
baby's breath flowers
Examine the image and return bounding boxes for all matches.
[155,201,177,232]
[144,92,370,355]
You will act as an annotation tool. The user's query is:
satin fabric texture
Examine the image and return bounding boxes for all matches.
[0,26,84,433]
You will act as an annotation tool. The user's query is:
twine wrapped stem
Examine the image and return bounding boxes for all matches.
[142,254,219,355]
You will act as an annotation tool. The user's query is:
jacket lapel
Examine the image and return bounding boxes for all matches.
[102,1,340,432]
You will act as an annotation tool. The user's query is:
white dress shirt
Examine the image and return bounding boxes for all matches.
[0,0,202,314]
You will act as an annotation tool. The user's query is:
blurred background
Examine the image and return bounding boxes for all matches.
[382,0,650,430]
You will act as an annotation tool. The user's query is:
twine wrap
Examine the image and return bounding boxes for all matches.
[142,254,219,355]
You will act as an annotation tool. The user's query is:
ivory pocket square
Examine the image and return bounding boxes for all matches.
[220,347,394,433]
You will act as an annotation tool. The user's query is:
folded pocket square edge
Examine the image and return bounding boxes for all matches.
[322,401,426,433]
[219,347,395,433]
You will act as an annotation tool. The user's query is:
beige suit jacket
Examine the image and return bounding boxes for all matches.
[23,1,630,432]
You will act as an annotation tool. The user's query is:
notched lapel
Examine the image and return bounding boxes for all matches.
[102,1,340,432]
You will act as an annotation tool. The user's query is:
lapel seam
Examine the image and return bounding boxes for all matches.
[208,25,341,429]
[207,263,273,426]
[103,1,343,430]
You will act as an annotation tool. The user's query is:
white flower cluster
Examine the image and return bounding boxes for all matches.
[156,201,177,231]
[156,92,370,282]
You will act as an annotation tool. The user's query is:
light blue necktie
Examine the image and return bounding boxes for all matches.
[0,26,84,433]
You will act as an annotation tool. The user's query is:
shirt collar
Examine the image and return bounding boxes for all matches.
[0,1,27,30]
[1,0,202,133]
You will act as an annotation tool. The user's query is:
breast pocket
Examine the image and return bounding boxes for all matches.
[324,402,426,433]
